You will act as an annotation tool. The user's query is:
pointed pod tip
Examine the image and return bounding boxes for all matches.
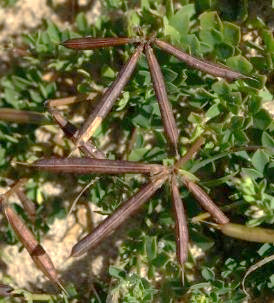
[12,161,31,167]
[61,40,69,48]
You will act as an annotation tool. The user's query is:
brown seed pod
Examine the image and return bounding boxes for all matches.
[45,95,88,107]
[145,43,179,152]
[0,108,48,125]
[16,189,36,223]
[182,177,229,224]
[32,157,165,175]
[62,37,140,50]
[71,172,168,257]
[2,201,64,291]
[170,175,189,266]
[154,39,250,81]
[76,42,145,145]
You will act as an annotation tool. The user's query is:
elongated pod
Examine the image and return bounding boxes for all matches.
[2,202,63,291]
[0,108,48,124]
[46,95,88,107]
[219,223,274,243]
[171,175,189,266]
[32,157,165,175]
[16,189,36,222]
[47,108,106,159]
[71,172,168,257]
[145,44,179,151]
[76,42,144,145]
[154,39,250,81]
[182,177,229,224]
[62,37,139,50]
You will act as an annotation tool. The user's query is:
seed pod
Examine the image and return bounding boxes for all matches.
[3,202,64,291]
[154,39,250,81]
[62,37,140,50]
[0,108,47,124]
[219,223,274,243]
[71,173,168,257]
[182,177,229,224]
[145,44,179,151]
[32,157,165,175]
[170,175,189,266]
[46,95,88,107]
[0,284,13,297]
[76,42,144,145]
[48,108,106,159]
[16,189,36,223]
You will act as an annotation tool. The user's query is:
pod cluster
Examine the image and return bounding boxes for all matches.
[4,35,260,293]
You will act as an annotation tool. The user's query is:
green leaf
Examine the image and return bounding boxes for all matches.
[242,168,264,179]
[212,80,231,96]
[251,150,269,172]
[254,109,272,130]
[116,92,130,111]
[223,22,241,45]
[169,4,195,36]
[199,11,222,30]
[46,20,60,44]
[165,0,174,19]
[163,17,181,42]
[226,55,253,74]
[76,12,89,33]
[200,28,223,49]
[151,253,169,267]
[145,236,157,261]
[262,132,274,149]
[109,266,126,280]
[201,267,215,281]
[4,87,19,107]
[262,30,274,53]
[215,42,234,60]
[128,148,148,161]
[141,0,150,9]
[162,67,178,83]
[206,104,220,119]
[102,66,115,79]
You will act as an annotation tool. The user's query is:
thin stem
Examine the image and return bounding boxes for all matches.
[175,137,205,169]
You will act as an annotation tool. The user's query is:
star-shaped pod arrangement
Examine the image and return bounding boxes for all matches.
[30,137,232,271]
[30,36,265,275]
[55,36,252,155]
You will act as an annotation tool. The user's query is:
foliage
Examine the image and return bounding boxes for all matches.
[0,0,273,302]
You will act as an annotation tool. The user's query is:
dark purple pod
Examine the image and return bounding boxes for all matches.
[32,157,165,175]
[171,175,189,266]
[3,203,64,291]
[76,42,144,145]
[70,172,168,257]
[154,39,250,81]
[16,189,36,223]
[183,177,229,225]
[62,37,140,50]
[145,43,179,151]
